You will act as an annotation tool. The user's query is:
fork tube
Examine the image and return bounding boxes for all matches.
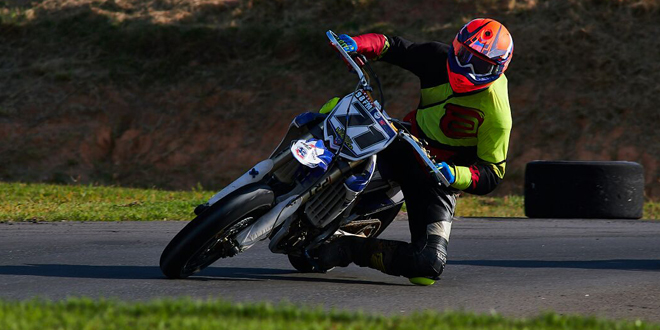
[270,132,313,171]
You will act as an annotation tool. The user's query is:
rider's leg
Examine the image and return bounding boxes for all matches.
[317,138,456,279]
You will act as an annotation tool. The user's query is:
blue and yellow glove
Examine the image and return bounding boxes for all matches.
[337,34,358,53]
[436,162,456,185]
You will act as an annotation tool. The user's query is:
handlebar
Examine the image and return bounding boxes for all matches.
[398,131,451,187]
[326,30,370,89]
[326,30,449,187]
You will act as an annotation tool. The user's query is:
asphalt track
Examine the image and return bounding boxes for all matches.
[1,217,659,322]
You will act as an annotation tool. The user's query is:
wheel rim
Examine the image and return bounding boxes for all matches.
[181,216,256,276]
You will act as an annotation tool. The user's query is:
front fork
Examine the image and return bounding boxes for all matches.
[233,147,367,252]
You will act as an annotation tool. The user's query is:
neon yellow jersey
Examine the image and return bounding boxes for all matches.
[415,75,512,191]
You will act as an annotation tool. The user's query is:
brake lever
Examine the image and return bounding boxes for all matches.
[354,54,367,67]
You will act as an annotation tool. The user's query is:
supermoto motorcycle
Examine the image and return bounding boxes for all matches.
[159,31,449,279]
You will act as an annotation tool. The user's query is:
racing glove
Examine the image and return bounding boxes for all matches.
[336,33,390,60]
[337,34,358,53]
[436,162,456,185]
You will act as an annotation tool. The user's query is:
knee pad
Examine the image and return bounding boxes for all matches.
[405,235,448,279]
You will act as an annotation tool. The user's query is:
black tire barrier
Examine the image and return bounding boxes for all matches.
[524,161,644,219]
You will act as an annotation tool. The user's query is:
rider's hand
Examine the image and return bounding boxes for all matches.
[436,162,456,185]
[337,34,358,53]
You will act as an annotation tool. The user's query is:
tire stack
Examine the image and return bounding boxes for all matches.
[524,161,645,219]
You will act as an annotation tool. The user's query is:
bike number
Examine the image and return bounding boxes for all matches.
[323,90,396,161]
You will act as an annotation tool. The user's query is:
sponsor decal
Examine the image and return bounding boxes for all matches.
[369,106,396,138]
[295,146,307,158]
[333,127,355,151]
[310,175,334,196]
[355,90,375,112]
[290,139,334,170]
[440,103,484,138]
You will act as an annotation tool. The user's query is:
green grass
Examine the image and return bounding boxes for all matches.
[455,195,525,218]
[0,182,208,221]
[0,298,657,330]
[1,182,658,221]
[398,196,526,218]
[645,201,660,221]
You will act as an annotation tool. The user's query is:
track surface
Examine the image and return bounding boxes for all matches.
[1,217,659,321]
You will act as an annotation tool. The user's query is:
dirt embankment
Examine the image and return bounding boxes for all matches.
[1,0,659,197]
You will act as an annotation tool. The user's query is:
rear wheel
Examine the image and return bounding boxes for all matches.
[288,254,317,273]
[368,203,403,237]
[160,183,274,279]
[287,203,403,273]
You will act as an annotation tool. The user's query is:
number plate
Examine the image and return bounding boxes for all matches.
[323,90,396,161]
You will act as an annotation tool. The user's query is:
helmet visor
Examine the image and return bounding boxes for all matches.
[455,44,497,76]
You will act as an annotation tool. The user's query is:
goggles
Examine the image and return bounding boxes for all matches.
[454,44,500,76]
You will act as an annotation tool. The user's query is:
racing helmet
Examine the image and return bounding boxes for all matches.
[447,18,513,93]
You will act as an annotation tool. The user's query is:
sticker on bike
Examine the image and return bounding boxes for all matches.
[290,138,334,171]
[324,90,396,161]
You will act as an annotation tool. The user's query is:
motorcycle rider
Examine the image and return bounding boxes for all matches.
[317,18,514,285]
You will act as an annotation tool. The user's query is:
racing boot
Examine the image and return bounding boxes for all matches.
[316,236,363,271]
[352,236,447,286]
[351,237,407,274]
[316,236,404,273]
[317,236,447,286]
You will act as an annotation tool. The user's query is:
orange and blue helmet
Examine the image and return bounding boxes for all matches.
[447,18,513,93]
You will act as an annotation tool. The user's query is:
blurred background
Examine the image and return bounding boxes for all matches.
[0,0,658,198]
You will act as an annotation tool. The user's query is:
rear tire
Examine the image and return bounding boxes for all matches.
[287,203,403,273]
[160,183,274,279]
[369,203,403,237]
[288,254,317,273]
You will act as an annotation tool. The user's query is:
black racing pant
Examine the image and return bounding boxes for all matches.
[348,137,456,279]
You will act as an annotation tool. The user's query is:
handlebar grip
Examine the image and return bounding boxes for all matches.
[326,30,369,88]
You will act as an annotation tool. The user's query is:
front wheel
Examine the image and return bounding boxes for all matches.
[160,183,274,279]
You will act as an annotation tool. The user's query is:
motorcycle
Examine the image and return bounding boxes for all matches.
[159,31,450,279]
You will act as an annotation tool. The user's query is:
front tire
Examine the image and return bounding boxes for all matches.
[160,183,274,279]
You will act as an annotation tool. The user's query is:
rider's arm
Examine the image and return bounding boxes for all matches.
[351,33,390,60]
[450,126,510,195]
[352,34,449,88]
